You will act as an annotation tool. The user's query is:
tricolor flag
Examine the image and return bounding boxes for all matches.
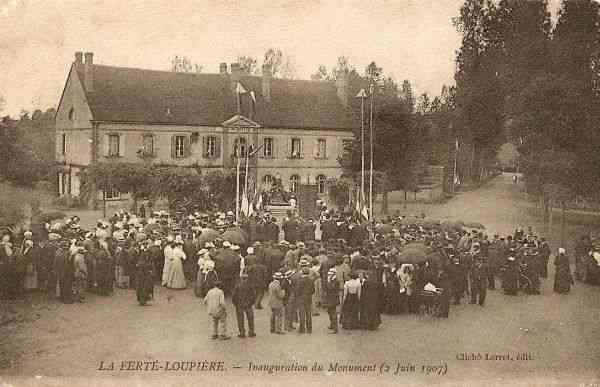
[455,138,459,150]
[235,82,247,94]
[361,205,369,220]
[241,190,249,217]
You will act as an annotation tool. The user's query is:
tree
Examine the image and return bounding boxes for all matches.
[263,48,296,79]
[310,65,330,81]
[170,55,202,73]
[400,80,415,113]
[416,93,431,114]
[237,55,258,75]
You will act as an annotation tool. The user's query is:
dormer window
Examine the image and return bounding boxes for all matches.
[68,107,74,121]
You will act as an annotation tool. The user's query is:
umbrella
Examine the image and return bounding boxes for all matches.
[422,219,440,228]
[465,221,485,230]
[397,247,428,264]
[441,220,463,231]
[197,228,220,247]
[376,224,394,234]
[222,229,247,246]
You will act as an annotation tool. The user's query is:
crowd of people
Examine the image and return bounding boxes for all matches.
[1,207,599,341]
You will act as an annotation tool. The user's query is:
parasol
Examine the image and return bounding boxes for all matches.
[465,221,485,230]
[376,224,394,234]
[197,228,220,247]
[222,228,247,246]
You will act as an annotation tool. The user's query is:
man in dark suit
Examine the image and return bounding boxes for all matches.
[470,256,488,306]
[323,267,340,333]
[232,273,256,338]
[295,265,315,334]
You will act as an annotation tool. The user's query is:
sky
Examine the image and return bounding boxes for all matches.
[0,0,561,117]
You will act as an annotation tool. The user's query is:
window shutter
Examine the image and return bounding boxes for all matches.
[102,134,109,157]
[287,138,291,158]
[271,137,276,159]
[63,133,68,155]
[118,133,126,157]
[300,138,304,158]
[215,136,221,158]
[202,136,208,158]
[184,135,191,158]
[171,135,176,159]
[313,139,319,158]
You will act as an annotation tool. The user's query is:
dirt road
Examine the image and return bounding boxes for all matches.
[2,174,599,386]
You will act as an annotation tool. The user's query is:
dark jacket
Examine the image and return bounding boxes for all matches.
[294,275,315,304]
[232,280,256,308]
[322,278,340,308]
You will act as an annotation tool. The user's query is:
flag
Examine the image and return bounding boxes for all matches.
[256,192,263,210]
[361,205,369,220]
[235,82,247,94]
[250,90,256,102]
[455,138,459,150]
[241,190,249,216]
[356,89,367,99]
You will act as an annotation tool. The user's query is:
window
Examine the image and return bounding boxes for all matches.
[263,137,274,158]
[68,108,74,121]
[317,175,327,194]
[108,134,120,157]
[316,139,327,158]
[61,133,67,155]
[290,174,300,193]
[206,136,216,158]
[174,135,186,158]
[291,138,302,158]
[233,137,247,158]
[142,134,154,157]
[263,174,274,187]
[104,186,120,200]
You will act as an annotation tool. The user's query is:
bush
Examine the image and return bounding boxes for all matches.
[34,211,67,224]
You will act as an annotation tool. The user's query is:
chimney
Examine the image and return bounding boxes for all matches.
[230,63,241,83]
[219,62,228,75]
[84,52,94,92]
[74,51,83,65]
[262,64,272,103]
[335,69,349,108]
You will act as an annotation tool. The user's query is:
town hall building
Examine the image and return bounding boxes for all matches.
[55,52,356,208]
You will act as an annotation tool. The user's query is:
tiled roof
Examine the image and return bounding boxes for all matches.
[76,65,357,130]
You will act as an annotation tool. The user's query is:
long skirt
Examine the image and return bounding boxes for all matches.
[115,265,129,288]
[165,258,186,289]
[553,267,573,294]
[384,284,402,315]
[24,264,38,290]
[340,293,360,329]
[137,272,154,304]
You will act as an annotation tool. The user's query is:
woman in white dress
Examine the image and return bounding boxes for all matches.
[165,237,187,289]
[162,235,174,286]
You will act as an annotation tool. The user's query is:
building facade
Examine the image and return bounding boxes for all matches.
[55,52,356,207]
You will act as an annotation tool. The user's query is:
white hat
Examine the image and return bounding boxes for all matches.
[205,242,215,248]
[222,241,231,247]
[226,211,234,216]
[154,240,162,247]
[558,247,566,254]
[231,245,240,251]
[197,248,208,255]
[48,233,61,241]
[23,230,33,238]
[247,247,254,254]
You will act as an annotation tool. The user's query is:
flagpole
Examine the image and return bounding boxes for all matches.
[369,83,374,222]
[361,94,365,207]
[236,157,241,223]
[453,137,458,194]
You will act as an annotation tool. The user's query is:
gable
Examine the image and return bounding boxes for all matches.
[222,114,261,128]
[55,65,94,129]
